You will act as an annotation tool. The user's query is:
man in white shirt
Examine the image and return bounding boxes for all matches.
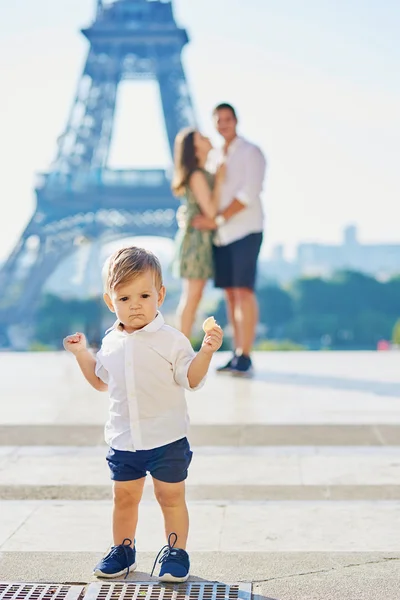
[192,103,266,377]
[63,246,223,582]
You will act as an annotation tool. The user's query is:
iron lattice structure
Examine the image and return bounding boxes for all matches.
[0,0,196,347]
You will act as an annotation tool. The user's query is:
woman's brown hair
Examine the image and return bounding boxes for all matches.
[171,127,199,197]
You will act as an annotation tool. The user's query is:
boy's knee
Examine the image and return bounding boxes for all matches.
[154,483,185,508]
[113,482,142,507]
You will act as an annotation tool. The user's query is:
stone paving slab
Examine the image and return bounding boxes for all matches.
[3,484,400,502]
[2,424,400,446]
[2,353,400,427]
[2,352,400,598]
[0,552,399,600]
[1,500,400,553]
[2,388,400,425]
[1,445,400,487]
[0,447,301,486]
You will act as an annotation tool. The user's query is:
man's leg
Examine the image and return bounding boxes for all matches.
[224,288,239,349]
[229,233,263,374]
[232,287,259,356]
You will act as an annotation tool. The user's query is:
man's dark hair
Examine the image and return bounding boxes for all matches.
[213,103,237,119]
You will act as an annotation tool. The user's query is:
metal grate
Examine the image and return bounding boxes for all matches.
[0,585,84,600]
[83,583,252,600]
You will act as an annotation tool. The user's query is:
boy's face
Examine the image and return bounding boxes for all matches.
[104,270,165,333]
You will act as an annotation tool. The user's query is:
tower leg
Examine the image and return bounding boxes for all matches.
[52,53,120,175]
[157,53,197,155]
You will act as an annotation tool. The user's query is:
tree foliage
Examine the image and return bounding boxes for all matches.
[216,270,400,349]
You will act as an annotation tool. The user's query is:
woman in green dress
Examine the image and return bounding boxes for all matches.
[171,127,225,338]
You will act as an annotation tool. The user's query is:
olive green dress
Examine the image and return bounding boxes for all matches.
[172,169,215,280]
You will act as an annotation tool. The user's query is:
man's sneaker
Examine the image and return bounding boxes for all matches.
[216,354,238,374]
[93,538,136,579]
[231,354,254,378]
[151,532,190,583]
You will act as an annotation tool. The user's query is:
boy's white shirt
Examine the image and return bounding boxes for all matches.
[95,311,205,451]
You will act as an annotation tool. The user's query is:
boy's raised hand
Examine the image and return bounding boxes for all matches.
[63,332,88,355]
[201,325,223,355]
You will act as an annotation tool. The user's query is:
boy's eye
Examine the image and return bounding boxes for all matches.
[120,297,128,302]
[141,294,150,299]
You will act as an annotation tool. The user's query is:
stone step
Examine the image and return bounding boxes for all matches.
[2,353,400,430]
[1,424,399,446]
[1,499,400,553]
[1,446,400,501]
[3,484,400,501]
[2,445,400,500]
[1,550,399,600]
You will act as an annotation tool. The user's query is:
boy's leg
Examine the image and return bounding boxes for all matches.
[94,449,147,578]
[113,478,146,546]
[93,477,145,578]
[148,438,192,582]
[152,478,189,549]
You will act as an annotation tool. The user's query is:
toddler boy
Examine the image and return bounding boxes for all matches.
[63,246,223,582]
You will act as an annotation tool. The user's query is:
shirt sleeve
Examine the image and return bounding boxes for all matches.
[234,145,266,206]
[95,350,109,384]
[172,335,207,392]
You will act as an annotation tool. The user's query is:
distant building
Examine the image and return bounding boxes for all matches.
[259,245,299,285]
[297,225,400,279]
[262,226,400,283]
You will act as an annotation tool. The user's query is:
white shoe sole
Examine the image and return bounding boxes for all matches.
[158,572,190,583]
[93,561,137,578]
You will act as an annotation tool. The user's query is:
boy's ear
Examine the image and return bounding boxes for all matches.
[103,293,115,313]
[158,285,166,307]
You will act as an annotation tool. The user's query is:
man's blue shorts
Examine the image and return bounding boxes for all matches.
[213,232,263,290]
[106,437,193,484]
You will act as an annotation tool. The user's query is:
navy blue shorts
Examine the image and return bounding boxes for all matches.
[213,232,263,290]
[106,437,193,484]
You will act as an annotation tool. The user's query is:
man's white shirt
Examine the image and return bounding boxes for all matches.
[95,312,205,451]
[210,136,266,246]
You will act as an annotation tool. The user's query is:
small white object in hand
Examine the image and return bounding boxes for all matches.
[202,316,217,333]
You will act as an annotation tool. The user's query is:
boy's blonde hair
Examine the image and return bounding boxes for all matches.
[103,246,163,295]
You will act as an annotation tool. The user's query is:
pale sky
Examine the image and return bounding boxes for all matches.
[0,0,399,263]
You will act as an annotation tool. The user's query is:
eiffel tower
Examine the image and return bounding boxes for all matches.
[0,0,196,348]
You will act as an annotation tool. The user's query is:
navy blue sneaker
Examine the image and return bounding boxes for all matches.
[93,538,136,579]
[216,354,238,374]
[231,354,254,378]
[151,533,190,583]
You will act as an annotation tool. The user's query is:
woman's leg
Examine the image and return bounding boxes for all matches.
[176,279,207,338]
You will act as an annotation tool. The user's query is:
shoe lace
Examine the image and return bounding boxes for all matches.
[151,532,182,577]
[106,538,133,579]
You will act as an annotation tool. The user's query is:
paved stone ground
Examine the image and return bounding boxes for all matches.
[0,351,400,599]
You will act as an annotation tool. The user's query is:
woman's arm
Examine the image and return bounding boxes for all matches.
[188,168,225,219]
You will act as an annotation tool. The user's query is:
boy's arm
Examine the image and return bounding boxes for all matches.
[187,349,213,389]
[63,333,108,392]
[75,349,108,392]
[187,325,224,389]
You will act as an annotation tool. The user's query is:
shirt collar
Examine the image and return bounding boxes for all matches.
[107,311,165,335]
[224,135,244,157]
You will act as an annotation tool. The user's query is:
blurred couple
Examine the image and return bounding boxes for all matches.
[171,103,266,377]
